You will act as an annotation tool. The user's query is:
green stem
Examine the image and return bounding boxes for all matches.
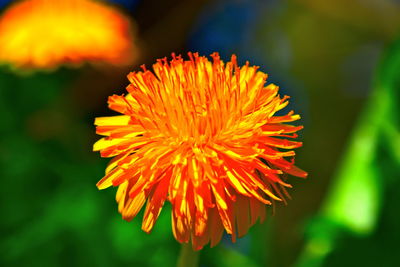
[177,243,200,267]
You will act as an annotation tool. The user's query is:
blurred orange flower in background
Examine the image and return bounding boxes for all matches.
[0,0,136,70]
[94,53,307,250]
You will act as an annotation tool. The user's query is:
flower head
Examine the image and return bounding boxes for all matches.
[0,0,136,70]
[94,52,307,250]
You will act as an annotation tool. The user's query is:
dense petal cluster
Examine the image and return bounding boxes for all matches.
[0,0,136,69]
[94,52,307,250]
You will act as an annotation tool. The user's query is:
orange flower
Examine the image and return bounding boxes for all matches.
[0,0,136,70]
[94,53,307,250]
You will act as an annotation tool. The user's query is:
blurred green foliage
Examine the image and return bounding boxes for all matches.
[0,67,181,266]
[297,36,400,267]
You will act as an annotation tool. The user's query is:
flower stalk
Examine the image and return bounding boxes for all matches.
[177,243,200,267]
